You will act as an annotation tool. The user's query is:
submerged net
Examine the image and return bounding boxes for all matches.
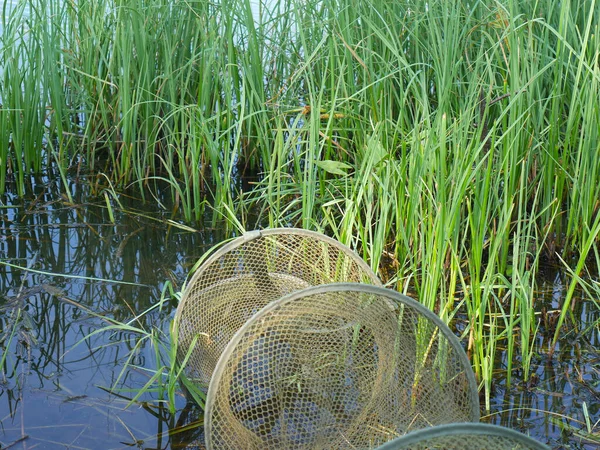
[373,423,550,450]
[174,229,380,387]
[204,283,480,450]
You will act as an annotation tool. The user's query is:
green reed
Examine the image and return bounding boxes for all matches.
[75,279,206,412]
[1,0,45,194]
[245,0,600,407]
[2,0,599,409]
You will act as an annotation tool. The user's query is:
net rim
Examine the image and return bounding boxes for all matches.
[373,423,550,450]
[204,282,481,449]
[174,228,382,329]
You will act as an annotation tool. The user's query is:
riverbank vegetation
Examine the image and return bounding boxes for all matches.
[1,0,599,408]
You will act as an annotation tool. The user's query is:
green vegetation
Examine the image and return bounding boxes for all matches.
[75,280,207,412]
[1,0,599,409]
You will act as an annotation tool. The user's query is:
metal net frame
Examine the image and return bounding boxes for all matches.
[373,423,550,450]
[174,229,381,387]
[205,283,480,450]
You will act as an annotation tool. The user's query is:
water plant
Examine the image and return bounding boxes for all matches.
[1,0,599,412]
[71,278,207,413]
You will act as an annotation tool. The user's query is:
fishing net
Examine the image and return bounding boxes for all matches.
[174,229,381,387]
[204,283,480,450]
[373,423,550,450]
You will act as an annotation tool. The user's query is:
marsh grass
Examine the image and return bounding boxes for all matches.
[0,308,23,382]
[2,0,599,408]
[74,279,207,413]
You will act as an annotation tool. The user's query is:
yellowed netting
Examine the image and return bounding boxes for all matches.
[204,284,480,450]
[174,229,381,387]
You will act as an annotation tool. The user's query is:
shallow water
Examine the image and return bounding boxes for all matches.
[484,270,600,449]
[1,176,599,449]
[0,176,218,448]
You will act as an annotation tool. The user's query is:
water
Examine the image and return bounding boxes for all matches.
[1,175,599,449]
[1,175,220,449]
[485,274,600,450]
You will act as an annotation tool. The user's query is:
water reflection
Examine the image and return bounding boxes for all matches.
[1,176,217,449]
[485,270,600,449]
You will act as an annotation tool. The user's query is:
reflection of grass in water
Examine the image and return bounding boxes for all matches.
[2,389,196,449]
[77,280,207,413]
[552,402,600,446]
[1,260,205,446]
[1,276,55,384]
[0,278,181,448]
[0,308,24,383]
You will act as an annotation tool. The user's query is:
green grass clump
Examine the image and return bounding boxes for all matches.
[1,0,599,408]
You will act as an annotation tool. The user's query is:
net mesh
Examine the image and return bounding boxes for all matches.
[204,284,479,450]
[175,229,380,387]
[374,423,550,450]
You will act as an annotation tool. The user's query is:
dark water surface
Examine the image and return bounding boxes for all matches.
[1,177,598,449]
[1,176,215,449]
[483,270,600,450]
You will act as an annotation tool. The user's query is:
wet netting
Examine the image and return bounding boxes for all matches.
[174,229,381,387]
[204,283,480,450]
[373,423,550,450]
